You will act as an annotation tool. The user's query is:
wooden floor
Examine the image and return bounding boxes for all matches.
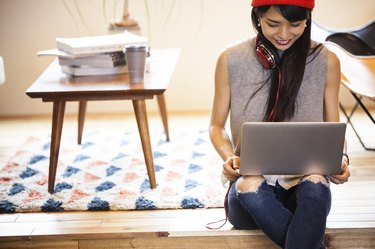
[0,110,374,249]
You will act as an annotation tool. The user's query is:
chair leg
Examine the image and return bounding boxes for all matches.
[340,94,375,151]
[340,101,351,122]
[347,101,360,120]
[352,93,375,124]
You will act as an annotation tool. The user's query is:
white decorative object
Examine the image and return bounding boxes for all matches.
[108,0,140,32]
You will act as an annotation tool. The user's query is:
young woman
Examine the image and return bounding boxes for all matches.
[209,0,350,248]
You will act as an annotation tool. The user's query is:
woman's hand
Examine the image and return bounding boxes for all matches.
[328,158,350,184]
[222,155,241,182]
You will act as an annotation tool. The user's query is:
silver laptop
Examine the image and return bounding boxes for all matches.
[239,122,346,175]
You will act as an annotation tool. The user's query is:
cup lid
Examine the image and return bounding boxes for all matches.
[124,45,147,51]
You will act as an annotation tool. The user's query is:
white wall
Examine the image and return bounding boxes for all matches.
[0,0,374,116]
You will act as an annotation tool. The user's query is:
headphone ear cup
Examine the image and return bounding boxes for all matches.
[256,42,279,69]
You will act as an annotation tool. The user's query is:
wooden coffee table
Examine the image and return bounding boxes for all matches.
[26,48,180,193]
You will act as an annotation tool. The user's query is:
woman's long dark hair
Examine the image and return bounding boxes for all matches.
[250,5,319,122]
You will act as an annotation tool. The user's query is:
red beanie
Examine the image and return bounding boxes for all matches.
[251,0,314,9]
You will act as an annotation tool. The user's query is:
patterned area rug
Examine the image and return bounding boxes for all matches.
[0,129,226,213]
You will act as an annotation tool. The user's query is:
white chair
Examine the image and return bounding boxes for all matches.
[325,42,375,151]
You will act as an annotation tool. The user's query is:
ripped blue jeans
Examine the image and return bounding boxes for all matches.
[226,177,331,249]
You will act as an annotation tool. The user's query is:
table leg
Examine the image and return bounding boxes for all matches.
[156,94,170,141]
[78,101,87,145]
[48,101,66,193]
[132,99,157,189]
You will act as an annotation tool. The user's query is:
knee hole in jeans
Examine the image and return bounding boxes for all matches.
[236,175,265,193]
[301,175,329,187]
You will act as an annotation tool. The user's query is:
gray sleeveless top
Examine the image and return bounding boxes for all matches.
[226,37,328,188]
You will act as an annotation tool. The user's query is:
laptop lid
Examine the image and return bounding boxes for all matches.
[239,122,346,175]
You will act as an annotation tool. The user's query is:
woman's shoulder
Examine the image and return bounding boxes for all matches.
[310,40,340,68]
[307,40,331,67]
[326,48,340,72]
[310,40,340,87]
[310,40,327,55]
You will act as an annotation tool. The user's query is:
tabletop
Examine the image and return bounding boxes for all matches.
[26,48,181,101]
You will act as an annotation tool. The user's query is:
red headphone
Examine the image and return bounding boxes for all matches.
[255,36,279,69]
[255,36,283,121]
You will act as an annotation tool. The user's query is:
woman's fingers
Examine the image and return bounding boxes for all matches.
[329,165,350,184]
[223,156,241,181]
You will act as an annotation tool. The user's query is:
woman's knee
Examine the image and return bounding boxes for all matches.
[299,175,331,210]
[236,175,265,193]
[300,175,331,197]
[227,183,258,229]
[301,175,329,187]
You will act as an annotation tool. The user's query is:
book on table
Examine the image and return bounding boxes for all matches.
[37,48,82,58]
[37,31,148,76]
[58,52,126,68]
[61,58,151,77]
[56,31,148,55]
[61,65,128,77]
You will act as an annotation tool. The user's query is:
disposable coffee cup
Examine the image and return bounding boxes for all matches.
[124,45,147,84]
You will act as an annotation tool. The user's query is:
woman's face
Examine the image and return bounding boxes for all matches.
[259,6,307,51]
